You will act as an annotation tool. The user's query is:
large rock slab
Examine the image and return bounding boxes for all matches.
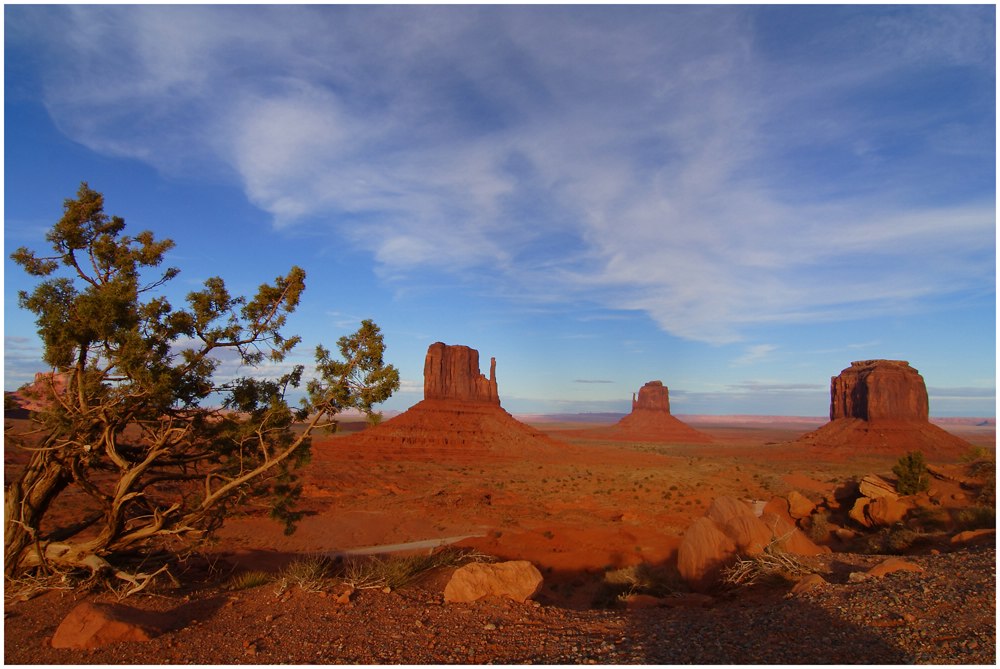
[51,602,170,649]
[677,517,738,593]
[444,561,543,603]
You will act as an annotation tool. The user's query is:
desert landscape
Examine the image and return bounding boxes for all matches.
[4,344,995,664]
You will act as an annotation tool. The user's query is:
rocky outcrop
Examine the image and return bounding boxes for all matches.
[796,360,972,458]
[444,561,543,603]
[677,496,827,592]
[424,342,498,405]
[830,360,928,422]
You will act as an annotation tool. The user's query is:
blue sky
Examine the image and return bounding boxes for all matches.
[4,5,996,416]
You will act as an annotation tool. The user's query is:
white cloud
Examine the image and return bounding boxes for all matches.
[12,5,995,345]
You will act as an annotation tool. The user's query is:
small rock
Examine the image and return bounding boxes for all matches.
[483,623,496,631]
[791,573,827,594]
[867,557,924,578]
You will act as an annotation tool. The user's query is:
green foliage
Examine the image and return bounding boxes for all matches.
[5,183,400,581]
[892,451,930,495]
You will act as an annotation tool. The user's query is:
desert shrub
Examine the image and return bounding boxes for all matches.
[885,527,921,554]
[893,451,930,495]
[279,555,336,592]
[954,506,996,531]
[337,548,488,591]
[5,184,400,587]
[962,447,996,507]
[908,506,951,532]
[721,543,813,587]
[226,570,273,591]
[593,562,683,607]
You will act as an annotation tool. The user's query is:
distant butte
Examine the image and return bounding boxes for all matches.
[338,342,566,461]
[611,381,713,443]
[796,360,971,459]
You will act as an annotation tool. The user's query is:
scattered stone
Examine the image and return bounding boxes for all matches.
[51,602,169,650]
[867,557,924,578]
[444,561,543,603]
[791,573,827,594]
[623,594,662,609]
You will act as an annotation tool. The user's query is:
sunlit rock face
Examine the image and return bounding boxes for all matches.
[829,360,929,422]
[631,380,671,413]
[423,342,499,405]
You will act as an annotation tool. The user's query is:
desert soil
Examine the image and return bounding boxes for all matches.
[4,417,996,664]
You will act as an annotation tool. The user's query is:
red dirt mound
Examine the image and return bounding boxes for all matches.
[795,417,972,460]
[334,398,572,462]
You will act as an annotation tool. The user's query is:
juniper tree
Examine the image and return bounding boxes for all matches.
[5,183,399,589]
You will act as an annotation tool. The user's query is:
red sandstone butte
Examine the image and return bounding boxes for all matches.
[424,342,499,404]
[797,360,971,459]
[611,381,713,443]
[830,360,928,422]
[338,342,567,461]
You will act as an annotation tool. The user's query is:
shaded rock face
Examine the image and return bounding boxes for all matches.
[632,381,670,413]
[424,342,499,405]
[830,360,928,422]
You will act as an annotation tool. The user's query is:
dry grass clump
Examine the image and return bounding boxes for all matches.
[592,562,683,607]
[337,548,491,591]
[225,570,273,591]
[721,544,813,587]
[274,555,337,593]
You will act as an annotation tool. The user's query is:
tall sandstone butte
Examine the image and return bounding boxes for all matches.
[424,342,499,405]
[632,380,671,413]
[829,360,928,422]
[603,380,712,443]
[798,359,970,459]
[338,342,564,461]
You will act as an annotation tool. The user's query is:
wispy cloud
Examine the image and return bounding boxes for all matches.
[10,5,995,344]
[732,344,779,366]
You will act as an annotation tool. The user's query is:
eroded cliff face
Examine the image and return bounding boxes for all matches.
[423,342,499,405]
[829,360,929,422]
[632,381,671,413]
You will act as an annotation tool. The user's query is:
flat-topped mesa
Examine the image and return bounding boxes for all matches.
[632,380,671,413]
[423,342,499,405]
[830,360,929,422]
